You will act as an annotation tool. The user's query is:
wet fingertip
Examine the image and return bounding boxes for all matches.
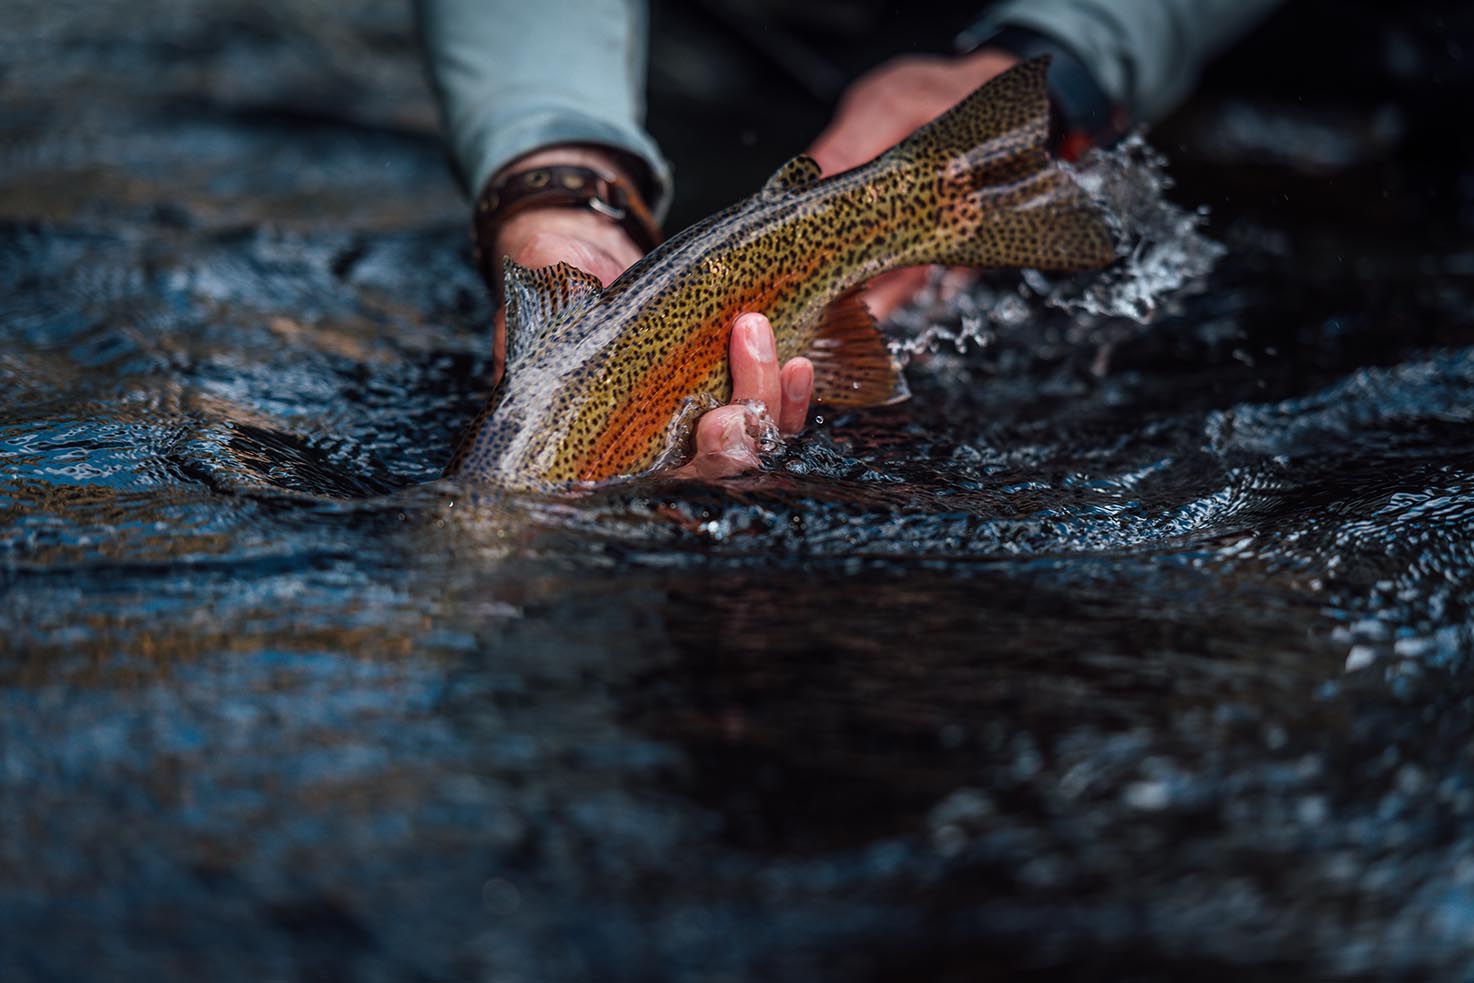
[784,359,814,402]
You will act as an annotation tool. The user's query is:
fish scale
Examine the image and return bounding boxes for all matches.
[449,56,1116,489]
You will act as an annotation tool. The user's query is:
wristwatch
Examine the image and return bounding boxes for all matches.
[472,164,663,297]
[956,23,1128,160]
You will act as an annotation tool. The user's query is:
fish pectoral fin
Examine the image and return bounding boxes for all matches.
[762,154,823,197]
[805,287,910,408]
[502,258,605,365]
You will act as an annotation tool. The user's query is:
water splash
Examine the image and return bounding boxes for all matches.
[885,276,1027,359]
[1034,134,1227,322]
[888,134,1226,359]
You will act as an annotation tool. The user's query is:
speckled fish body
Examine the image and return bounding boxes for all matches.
[448,57,1115,489]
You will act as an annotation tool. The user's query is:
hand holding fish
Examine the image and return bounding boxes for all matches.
[485,146,816,475]
[484,146,645,385]
[489,206,639,384]
[450,58,1116,488]
[676,313,813,480]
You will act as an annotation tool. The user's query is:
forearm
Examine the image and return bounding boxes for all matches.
[961,0,1284,125]
[413,0,672,220]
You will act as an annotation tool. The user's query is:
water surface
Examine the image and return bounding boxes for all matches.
[4,2,1474,980]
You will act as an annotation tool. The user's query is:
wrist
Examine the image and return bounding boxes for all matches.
[493,206,637,260]
[471,145,662,297]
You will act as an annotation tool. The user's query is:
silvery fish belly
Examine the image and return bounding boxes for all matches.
[447,56,1117,490]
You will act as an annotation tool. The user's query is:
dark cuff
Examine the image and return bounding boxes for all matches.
[957,23,1128,158]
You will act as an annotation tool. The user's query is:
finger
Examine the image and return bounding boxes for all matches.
[807,93,909,176]
[806,128,852,177]
[688,404,760,479]
[777,357,813,435]
[729,312,781,413]
[808,114,888,177]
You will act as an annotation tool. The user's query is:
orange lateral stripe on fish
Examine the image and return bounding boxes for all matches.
[446,56,1116,489]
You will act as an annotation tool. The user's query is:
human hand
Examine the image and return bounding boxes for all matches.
[674,312,813,480]
[484,151,813,481]
[485,147,646,386]
[490,207,640,382]
[806,48,1020,320]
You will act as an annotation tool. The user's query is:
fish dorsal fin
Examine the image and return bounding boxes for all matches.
[805,287,910,407]
[502,258,604,365]
[762,154,823,197]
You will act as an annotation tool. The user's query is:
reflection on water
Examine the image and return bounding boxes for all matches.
[4,1,1474,980]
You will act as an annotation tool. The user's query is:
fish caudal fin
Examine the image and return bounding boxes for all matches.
[892,56,1117,272]
[806,288,908,407]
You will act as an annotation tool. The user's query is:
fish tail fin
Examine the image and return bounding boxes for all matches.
[889,55,1116,272]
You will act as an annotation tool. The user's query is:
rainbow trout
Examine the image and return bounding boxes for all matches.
[448,57,1115,488]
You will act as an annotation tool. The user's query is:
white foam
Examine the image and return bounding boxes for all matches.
[888,134,1225,360]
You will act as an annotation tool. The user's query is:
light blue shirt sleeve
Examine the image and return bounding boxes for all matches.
[962,0,1284,123]
[414,0,672,221]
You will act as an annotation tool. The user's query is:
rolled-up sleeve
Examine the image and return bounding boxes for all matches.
[963,0,1284,123]
[414,0,672,219]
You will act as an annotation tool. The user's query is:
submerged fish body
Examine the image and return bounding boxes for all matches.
[448,57,1116,489]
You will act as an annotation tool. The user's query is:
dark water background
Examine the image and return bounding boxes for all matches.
[4,1,1474,980]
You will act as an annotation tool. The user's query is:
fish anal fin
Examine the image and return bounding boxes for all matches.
[804,288,909,407]
[762,154,823,197]
[502,258,604,365]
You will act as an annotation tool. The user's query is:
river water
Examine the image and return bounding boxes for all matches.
[4,1,1474,980]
